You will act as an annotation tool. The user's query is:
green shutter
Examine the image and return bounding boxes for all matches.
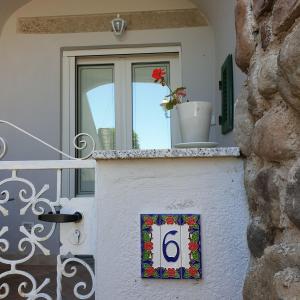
[219,54,234,134]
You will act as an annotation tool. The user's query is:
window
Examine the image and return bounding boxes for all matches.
[63,47,181,195]
[132,62,171,149]
[76,64,115,194]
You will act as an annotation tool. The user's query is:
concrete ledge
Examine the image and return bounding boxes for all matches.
[93,147,240,160]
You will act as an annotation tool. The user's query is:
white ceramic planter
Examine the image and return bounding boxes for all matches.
[176,101,212,143]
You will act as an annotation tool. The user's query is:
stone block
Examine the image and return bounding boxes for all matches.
[252,104,300,162]
[260,19,273,50]
[244,243,300,299]
[234,85,254,157]
[247,57,270,119]
[253,0,275,19]
[247,219,273,258]
[278,22,300,113]
[235,0,256,73]
[273,267,300,299]
[285,160,300,229]
[254,167,281,228]
[258,49,278,99]
[273,0,300,34]
[244,156,264,212]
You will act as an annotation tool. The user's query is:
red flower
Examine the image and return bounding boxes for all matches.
[176,88,187,97]
[188,242,198,251]
[166,216,174,225]
[145,217,154,226]
[186,217,196,226]
[188,267,198,277]
[152,68,166,81]
[145,266,155,277]
[167,268,176,277]
[144,241,153,251]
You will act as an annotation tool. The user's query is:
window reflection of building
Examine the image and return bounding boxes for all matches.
[132,131,140,149]
[97,128,141,150]
[98,128,116,150]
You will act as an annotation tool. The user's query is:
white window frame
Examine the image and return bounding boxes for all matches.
[62,46,182,196]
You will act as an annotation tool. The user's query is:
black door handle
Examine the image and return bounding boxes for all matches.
[38,212,82,223]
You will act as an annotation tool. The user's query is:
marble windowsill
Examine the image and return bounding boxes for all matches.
[93,147,240,160]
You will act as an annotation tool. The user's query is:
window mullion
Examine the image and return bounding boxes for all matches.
[124,59,133,150]
[114,60,125,150]
[169,58,182,147]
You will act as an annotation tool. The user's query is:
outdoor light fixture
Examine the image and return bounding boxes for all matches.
[111,14,127,36]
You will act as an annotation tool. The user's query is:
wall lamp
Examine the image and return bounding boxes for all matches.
[111,14,127,36]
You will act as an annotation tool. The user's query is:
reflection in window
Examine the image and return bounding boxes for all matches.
[77,65,115,194]
[132,63,171,149]
[87,84,115,150]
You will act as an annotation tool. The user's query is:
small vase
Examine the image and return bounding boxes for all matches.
[176,101,212,143]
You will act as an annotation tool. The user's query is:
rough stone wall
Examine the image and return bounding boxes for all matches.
[234,0,300,299]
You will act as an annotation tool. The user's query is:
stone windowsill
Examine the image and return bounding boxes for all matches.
[92,147,240,160]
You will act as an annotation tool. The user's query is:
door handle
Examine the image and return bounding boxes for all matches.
[38,212,82,223]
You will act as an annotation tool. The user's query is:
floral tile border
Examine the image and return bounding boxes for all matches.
[181,214,202,279]
[141,214,161,279]
[140,214,202,280]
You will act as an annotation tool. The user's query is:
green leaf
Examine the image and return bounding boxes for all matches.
[143,251,151,260]
[192,251,200,261]
[191,232,199,242]
[165,101,174,110]
[143,232,151,242]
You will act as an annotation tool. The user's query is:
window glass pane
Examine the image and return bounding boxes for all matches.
[132,63,171,149]
[77,65,115,194]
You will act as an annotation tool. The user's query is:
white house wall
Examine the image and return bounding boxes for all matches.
[193,0,247,147]
[0,0,216,157]
[0,0,30,36]
[0,0,215,261]
[16,0,198,17]
[95,157,249,299]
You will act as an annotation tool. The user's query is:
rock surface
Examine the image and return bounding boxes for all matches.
[254,167,281,228]
[252,103,300,162]
[247,54,269,119]
[235,0,256,73]
[278,22,300,113]
[272,0,300,34]
[258,49,278,99]
[244,243,300,299]
[235,0,300,297]
[285,160,300,229]
[234,86,254,156]
[253,0,275,19]
[247,219,273,258]
[273,267,300,299]
[260,19,273,50]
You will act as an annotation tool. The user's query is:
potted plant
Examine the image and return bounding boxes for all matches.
[152,68,213,145]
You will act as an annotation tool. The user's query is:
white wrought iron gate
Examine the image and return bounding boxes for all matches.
[0,121,97,299]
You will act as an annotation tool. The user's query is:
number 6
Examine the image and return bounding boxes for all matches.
[162,230,180,262]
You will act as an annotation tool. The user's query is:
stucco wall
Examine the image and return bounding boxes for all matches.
[95,157,249,299]
[15,0,197,17]
[0,0,216,264]
[0,0,30,36]
[0,0,216,157]
[193,0,246,147]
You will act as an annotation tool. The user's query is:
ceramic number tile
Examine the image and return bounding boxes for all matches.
[140,214,202,280]
[160,215,182,279]
[140,214,161,279]
[180,214,202,279]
